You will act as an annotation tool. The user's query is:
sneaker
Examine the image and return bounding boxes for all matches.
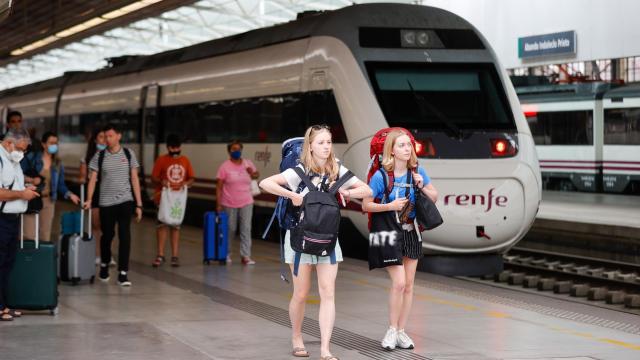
[95,257,100,265]
[152,255,165,267]
[397,329,415,349]
[225,255,232,264]
[381,327,397,350]
[109,257,117,267]
[241,257,256,265]
[99,264,110,282]
[118,271,131,287]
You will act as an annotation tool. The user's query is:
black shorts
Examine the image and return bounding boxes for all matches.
[401,229,423,260]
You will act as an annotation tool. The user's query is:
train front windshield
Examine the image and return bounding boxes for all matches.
[367,62,516,133]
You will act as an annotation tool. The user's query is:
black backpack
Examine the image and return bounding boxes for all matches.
[290,167,354,263]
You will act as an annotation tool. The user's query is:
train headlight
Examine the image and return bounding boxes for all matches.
[416,31,429,46]
[402,30,416,47]
[415,138,436,158]
[490,138,518,157]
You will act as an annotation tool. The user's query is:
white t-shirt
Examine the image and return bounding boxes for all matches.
[282,163,359,195]
[0,146,27,214]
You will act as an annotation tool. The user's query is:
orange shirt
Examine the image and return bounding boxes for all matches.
[151,154,195,203]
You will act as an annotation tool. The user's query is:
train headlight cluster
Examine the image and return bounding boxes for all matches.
[401,29,431,48]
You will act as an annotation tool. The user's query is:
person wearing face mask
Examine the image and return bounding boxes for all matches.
[150,134,194,267]
[21,131,80,242]
[0,128,40,322]
[215,140,259,265]
[80,129,112,266]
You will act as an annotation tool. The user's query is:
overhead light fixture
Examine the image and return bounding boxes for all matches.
[10,0,162,56]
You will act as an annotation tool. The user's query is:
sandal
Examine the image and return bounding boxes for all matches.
[0,313,13,322]
[7,309,22,317]
[320,356,339,360]
[170,257,180,267]
[292,347,309,357]
[152,255,165,268]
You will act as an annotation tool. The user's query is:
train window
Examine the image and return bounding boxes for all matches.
[366,62,515,133]
[58,109,139,143]
[526,111,593,145]
[604,108,640,145]
[162,90,347,144]
[23,116,55,140]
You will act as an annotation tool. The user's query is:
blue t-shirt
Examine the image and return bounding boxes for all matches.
[369,167,431,219]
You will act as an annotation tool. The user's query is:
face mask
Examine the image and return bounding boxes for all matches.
[230,150,242,160]
[48,144,58,154]
[169,151,181,157]
[10,150,24,163]
[96,144,107,151]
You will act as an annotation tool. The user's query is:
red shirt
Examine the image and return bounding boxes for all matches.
[151,154,195,203]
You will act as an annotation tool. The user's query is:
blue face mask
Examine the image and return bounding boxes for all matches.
[230,150,242,160]
[47,144,58,154]
[96,144,107,151]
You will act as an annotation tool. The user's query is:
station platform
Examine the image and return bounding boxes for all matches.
[528,191,640,261]
[1,203,640,360]
[537,191,640,229]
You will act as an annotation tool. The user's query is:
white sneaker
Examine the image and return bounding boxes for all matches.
[109,257,117,267]
[381,327,397,350]
[397,329,415,349]
[95,257,100,265]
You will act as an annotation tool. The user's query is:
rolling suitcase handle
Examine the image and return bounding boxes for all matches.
[79,185,92,240]
[20,212,39,250]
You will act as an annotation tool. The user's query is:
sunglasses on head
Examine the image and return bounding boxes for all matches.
[311,124,330,131]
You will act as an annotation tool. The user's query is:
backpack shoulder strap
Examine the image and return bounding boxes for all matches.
[328,170,354,195]
[378,168,391,203]
[293,167,316,192]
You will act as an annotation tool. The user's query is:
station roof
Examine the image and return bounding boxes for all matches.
[0,0,376,91]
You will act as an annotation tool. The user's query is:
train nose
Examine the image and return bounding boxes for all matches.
[426,177,525,252]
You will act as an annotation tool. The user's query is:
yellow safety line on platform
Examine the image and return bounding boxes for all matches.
[354,279,640,351]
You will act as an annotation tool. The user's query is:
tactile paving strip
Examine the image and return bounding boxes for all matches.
[132,262,432,360]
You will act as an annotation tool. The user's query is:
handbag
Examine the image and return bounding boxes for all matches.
[250,180,261,197]
[413,183,443,230]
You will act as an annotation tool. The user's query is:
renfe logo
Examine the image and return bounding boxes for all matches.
[443,188,507,212]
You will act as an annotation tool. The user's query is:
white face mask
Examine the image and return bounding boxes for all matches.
[10,150,24,163]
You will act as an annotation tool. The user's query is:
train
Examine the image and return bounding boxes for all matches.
[0,3,541,275]
[516,78,640,195]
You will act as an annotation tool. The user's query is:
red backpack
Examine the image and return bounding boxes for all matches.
[366,127,417,229]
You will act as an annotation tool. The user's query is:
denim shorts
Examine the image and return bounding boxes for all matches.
[283,230,343,265]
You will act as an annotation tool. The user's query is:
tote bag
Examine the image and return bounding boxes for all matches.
[368,211,404,270]
[157,186,188,226]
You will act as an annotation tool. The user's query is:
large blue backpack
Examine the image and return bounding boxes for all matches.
[262,137,306,281]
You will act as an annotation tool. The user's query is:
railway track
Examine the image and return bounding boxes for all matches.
[480,247,640,309]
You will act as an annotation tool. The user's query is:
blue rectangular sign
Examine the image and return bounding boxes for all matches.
[518,31,576,58]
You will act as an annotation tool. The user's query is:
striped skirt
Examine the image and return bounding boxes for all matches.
[401,229,423,260]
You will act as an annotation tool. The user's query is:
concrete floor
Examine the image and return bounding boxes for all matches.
[1,203,640,360]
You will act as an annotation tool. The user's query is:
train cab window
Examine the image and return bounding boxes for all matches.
[366,62,516,134]
[163,90,347,144]
[604,108,640,145]
[526,111,593,145]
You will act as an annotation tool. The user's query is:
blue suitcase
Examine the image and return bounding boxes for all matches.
[60,211,81,236]
[203,211,228,265]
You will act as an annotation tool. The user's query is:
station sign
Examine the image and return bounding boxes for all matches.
[518,30,576,59]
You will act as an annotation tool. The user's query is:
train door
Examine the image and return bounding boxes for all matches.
[138,84,162,206]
